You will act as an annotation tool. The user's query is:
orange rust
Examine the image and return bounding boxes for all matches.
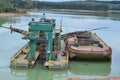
[92,77,120,80]
[67,77,120,80]
[67,78,85,80]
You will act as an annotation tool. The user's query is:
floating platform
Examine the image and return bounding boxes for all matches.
[10,43,40,68]
[44,40,68,69]
[10,40,68,69]
[62,31,112,60]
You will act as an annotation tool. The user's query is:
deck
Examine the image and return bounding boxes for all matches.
[62,31,112,59]
[69,46,108,54]
[10,43,40,68]
[44,40,68,69]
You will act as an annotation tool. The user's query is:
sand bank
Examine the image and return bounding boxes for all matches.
[0,12,29,17]
[68,77,120,80]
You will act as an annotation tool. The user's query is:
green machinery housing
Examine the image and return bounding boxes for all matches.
[24,16,61,63]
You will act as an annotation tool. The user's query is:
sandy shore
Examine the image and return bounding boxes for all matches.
[2,9,118,17]
[0,12,29,17]
[67,77,120,80]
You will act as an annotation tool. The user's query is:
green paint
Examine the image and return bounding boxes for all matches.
[28,17,56,61]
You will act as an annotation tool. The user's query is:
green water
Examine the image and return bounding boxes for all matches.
[0,11,120,80]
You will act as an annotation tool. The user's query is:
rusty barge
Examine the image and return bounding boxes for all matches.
[62,31,112,60]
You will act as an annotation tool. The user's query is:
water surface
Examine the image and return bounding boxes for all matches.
[0,11,120,80]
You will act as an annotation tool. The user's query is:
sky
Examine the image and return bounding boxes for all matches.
[40,0,78,1]
[39,0,117,2]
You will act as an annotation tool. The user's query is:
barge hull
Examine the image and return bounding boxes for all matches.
[10,43,40,68]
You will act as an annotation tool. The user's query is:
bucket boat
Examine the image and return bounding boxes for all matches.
[0,13,68,69]
[62,31,112,60]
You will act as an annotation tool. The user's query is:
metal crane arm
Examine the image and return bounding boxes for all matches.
[0,25,28,36]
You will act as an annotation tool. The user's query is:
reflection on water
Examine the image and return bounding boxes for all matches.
[69,61,111,76]
[10,62,68,80]
[10,61,111,80]
[47,10,120,20]
[0,17,18,25]
[78,12,120,20]
[0,17,11,25]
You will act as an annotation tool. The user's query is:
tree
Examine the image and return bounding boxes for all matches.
[24,0,33,9]
[0,0,18,13]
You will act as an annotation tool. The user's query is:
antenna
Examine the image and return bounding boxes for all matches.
[88,27,109,31]
[60,17,63,32]
[43,13,45,19]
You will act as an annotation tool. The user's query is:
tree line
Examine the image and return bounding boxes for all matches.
[0,0,120,13]
[32,1,120,11]
[0,0,17,13]
[34,1,109,11]
[0,0,32,13]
